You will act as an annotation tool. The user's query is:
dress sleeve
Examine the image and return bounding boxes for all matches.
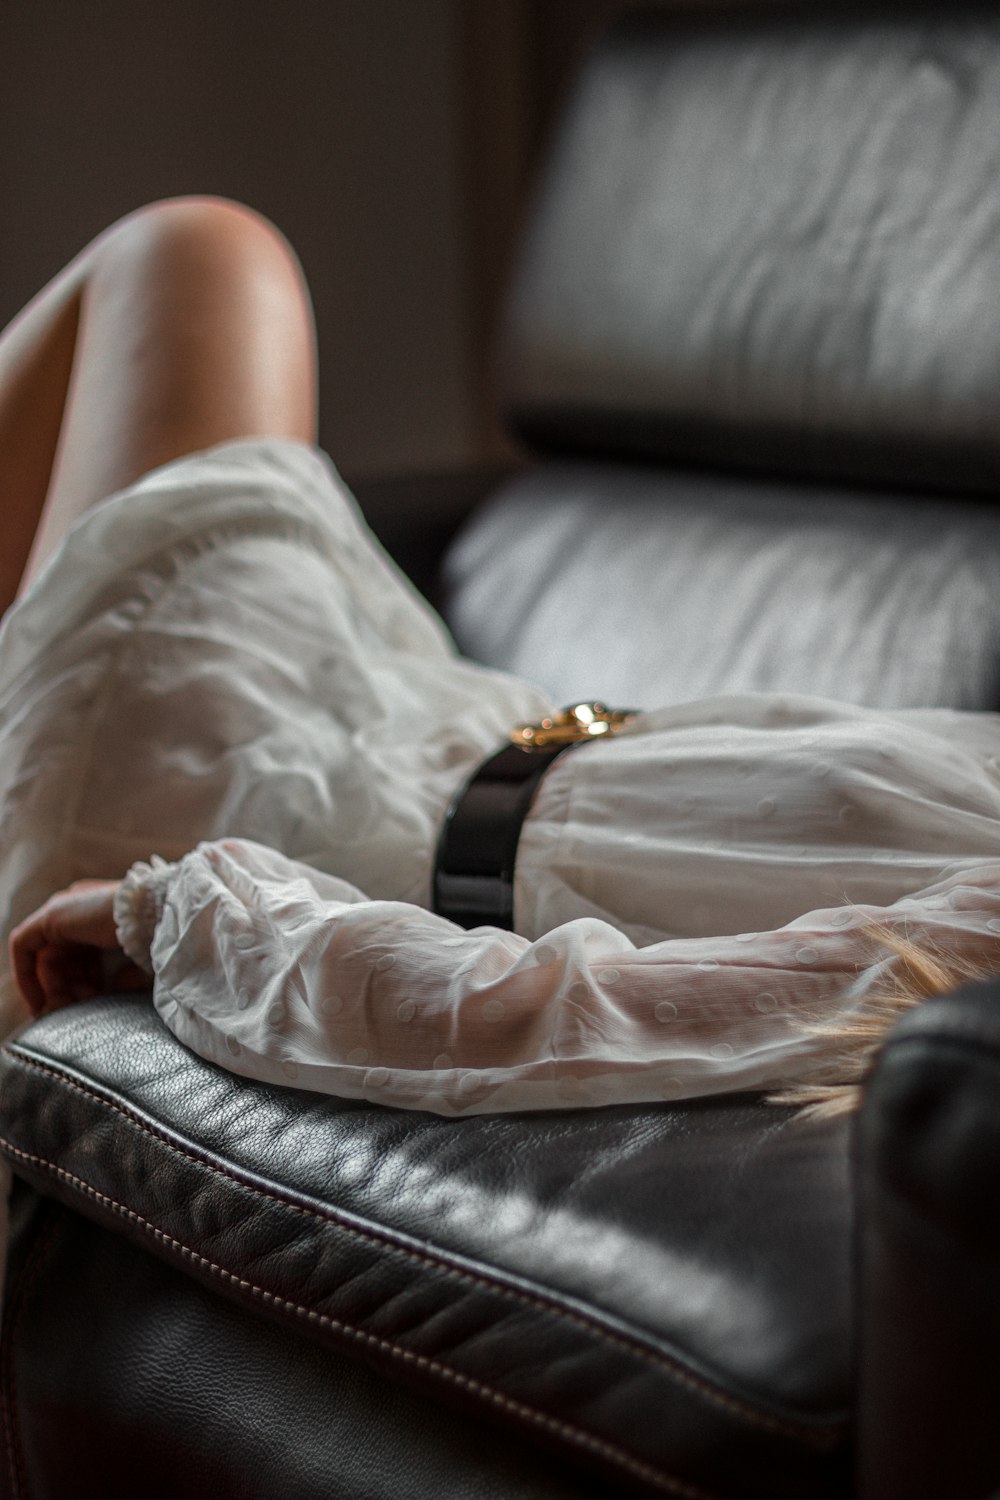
[125,837,1000,1116]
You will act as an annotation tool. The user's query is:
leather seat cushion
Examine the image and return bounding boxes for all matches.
[0,997,851,1499]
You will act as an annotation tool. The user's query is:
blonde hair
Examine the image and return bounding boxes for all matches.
[771,926,998,1121]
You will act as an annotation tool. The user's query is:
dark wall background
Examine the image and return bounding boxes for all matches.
[0,0,656,482]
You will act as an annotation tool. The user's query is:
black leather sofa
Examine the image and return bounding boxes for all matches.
[4,6,1000,1497]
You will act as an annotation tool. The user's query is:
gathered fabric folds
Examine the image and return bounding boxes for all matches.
[3,437,1000,1113]
[0,438,552,1042]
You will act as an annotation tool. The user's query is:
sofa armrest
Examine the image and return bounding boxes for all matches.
[857,978,1000,1500]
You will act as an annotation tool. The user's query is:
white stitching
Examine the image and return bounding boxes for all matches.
[1,1137,717,1500]
[0,1043,846,1448]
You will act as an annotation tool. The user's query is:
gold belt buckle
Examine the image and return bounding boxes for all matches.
[511,701,637,750]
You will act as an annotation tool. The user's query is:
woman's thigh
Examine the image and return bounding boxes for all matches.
[19,196,318,593]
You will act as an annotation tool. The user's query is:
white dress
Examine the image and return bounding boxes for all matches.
[4,435,1000,1115]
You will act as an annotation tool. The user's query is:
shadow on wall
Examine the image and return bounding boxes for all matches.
[0,0,476,480]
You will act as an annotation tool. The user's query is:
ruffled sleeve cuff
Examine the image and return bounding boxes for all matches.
[113,856,175,975]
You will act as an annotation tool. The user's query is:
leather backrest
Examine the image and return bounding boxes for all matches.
[501,4,1000,494]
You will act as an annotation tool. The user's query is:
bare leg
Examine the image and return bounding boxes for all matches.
[0,196,318,615]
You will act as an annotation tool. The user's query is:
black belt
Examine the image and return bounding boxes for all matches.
[432,703,635,931]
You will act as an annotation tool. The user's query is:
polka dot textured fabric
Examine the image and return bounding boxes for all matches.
[8,439,1000,1115]
[115,824,1000,1116]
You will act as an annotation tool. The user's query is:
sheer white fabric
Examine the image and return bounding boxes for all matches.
[114,835,1000,1114]
[0,438,551,1043]
[0,436,553,1302]
[3,438,1000,1190]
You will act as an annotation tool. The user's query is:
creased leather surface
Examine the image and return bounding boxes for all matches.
[1,998,851,1500]
[502,6,1000,493]
[445,462,1000,711]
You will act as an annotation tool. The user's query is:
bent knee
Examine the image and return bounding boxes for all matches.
[124,195,294,256]
[98,196,309,307]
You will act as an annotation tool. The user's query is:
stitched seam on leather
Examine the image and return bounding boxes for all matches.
[1,1201,61,1500]
[0,1140,722,1500]
[0,1045,844,1446]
